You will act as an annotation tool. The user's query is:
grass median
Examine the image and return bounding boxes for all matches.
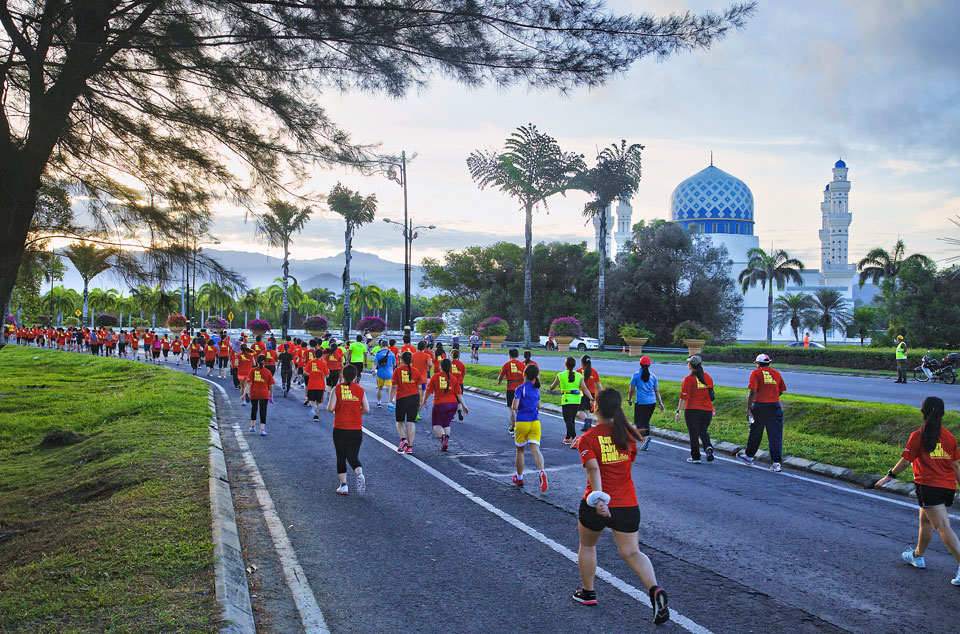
[460,363,958,478]
[0,345,217,633]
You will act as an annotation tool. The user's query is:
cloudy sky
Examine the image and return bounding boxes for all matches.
[206,0,959,271]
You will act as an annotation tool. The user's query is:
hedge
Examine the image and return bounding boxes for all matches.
[700,345,956,371]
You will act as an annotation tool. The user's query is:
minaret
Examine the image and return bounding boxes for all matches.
[592,204,614,254]
[819,159,852,284]
[614,198,633,254]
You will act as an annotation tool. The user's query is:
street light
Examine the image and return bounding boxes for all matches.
[185,237,220,331]
[383,215,435,331]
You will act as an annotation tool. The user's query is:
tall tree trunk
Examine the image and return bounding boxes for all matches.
[244,310,248,325]
[281,241,290,338]
[523,202,533,346]
[0,175,42,318]
[598,209,607,350]
[766,283,774,343]
[343,227,352,341]
[83,280,90,326]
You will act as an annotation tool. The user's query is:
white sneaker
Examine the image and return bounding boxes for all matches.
[356,473,366,496]
[686,457,701,464]
[902,550,926,569]
[951,566,960,585]
[736,451,753,465]
[336,484,348,495]
[771,462,782,473]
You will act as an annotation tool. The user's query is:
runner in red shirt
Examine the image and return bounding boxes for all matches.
[498,349,526,434]
[390,352,425,454]
[203,340,218,376]
[573,388,669,625]
[247,355,274,436]
[421,358,469,451]
[188,337,203,375]
[217,337,230,378]
[576,355,603,433]
[676,355,715,464]
[738,353,788,471]
[171,338,182,364]
[327,365,370,495]
[411,341,432,388]
[876,397,960,586]
[237,345,255,404]
[305,350,330,420]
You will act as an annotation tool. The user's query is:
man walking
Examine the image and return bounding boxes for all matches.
[895,335,908,383]
[737,353,787,473]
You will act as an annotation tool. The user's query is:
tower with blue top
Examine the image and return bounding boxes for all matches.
[819,159,852,281]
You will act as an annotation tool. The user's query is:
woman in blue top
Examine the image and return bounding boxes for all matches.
[627,356,663,451]
[510,364,548,492]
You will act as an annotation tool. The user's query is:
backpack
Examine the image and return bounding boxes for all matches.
[377,351,389,366]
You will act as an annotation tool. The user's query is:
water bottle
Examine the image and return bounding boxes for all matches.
[388,402,396,413]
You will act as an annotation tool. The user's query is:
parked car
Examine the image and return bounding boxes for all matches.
[784,341,826,349]
[539,335,600,352]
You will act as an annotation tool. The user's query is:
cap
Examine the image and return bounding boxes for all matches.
[897,335,904,341]
[754,353,771,364]
[639,356,652,366]
[687,355,702,365]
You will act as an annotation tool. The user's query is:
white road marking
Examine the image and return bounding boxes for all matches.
[203,379,330,634]
[362,426,713,634]
[465,393,960,521]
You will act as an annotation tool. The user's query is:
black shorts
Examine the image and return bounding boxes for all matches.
[190,357,200,369]
[395,394,420,423]
[351,361,364,377]
[634,403,656,430]
[162,349,169,357]
[471,344,480,351]
[218,357,228,368]
[327,370,341,388]
[152,349,161,358]
[915,484,956,508]
[205,359,215,368]
[506,389,516,407]
[266,365,276,376]
[578,499,641,533]
[579,394,594,412]
[307,389,325,403]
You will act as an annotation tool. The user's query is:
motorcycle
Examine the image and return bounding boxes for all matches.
[914,352,957,385]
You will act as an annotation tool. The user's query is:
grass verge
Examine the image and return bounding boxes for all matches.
[0,346,217,633]
[460,363,958,478]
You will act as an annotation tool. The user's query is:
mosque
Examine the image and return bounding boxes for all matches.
[594,158,875,342]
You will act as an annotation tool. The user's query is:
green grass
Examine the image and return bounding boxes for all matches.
[0,346,217,633]
[461,363,957,478]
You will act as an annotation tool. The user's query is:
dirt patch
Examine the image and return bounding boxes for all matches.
[38,429,86,449]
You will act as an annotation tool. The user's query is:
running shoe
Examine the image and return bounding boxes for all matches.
[387,402,396,412]
[404,445,413,454]
[512,475,524,487]
[376,402,382,409]
[570,436,581,450]
[563,438,571,445]
[303,400,310,407]
[641,436,651,451]
[539,469,548,492]
[397,439,408,453]
[440,435,449,452]
[416,413,421,422]
[572,588,597,606]
[686,457,701,464]
[508,426,515,434]
[705,446,715,462]
[313,415,319,421]
[736,451,754,466]
[952,566,960,586]
[902,550,926,569]
[241,400,247,407]
[336,484,348,495]
[771,462,782,473]
[260,429,267,437]
[355,473,366,496]
[457,409,464,421]
[650,586,670,625]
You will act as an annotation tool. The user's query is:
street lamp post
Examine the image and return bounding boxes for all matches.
[383,216,434,331]
[186,237,219,332]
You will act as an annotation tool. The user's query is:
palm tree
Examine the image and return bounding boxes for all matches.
[381,287,402,328]
[88,288,119,319]
[849,306,879,346]
[771,292,816,342]
[115,292,133,327]
[38,252,64,314]
[738,247,805,343]
[151,285,179,327]
[350,283,384,320]
[808,288,852,347]
[307,287,337,307]
[239,288,264,325]
[197,282,234,318]
[857,239,932,289]
[574,140,644,349]
[130,285,155,320]
[327,182,377,340]
[43,285,80,325]
[265,278,304,330]
[468,124,585,345]
[255,199,313,337]
[64,242,117,326]
[298,298,322,322]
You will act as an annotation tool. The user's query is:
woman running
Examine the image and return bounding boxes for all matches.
[676,355,715,464]
[390,351,424,454]
[305,348,330,420]
[189,337,203,375]
[327,364,370,495]
[550,357,590,445]
[160,335,171,362]
[237,344,255,405]
[217,336,231,378]
[203,338,218,376]
[577,355,603,433]
[421,358,469,451]
[248,355,274,436]
[511,364,548,491]
[627,356,664,451]
[876,397,960,586]
[573,388,669,625]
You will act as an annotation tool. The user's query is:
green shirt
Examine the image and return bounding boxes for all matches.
[371,345,382,359]
[557,370,583,406]
[349,341,367,363]
[320,340,330,350]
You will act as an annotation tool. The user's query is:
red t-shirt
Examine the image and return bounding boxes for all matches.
[305,358,330,390]
[218,342,231,357]
[333,383,365,430]
[180,333,191,347]
[392,365,424,399]
[680,373,714,411]
[426,372,461,405]
[577,367,600,396]
[204,344,218,361]
[411,351,432,380]
[265,349,279,366]
[500,360,525,391]
[578,423,638,507]
[400,344,417,357]
[749,367,786,403]
[249,367,274,400]
[325,347,344,371]
[902,428,959,489]
[451,360,466,381]
[172,341,182,353]
[237,352,255,379]
[189,343,202,358]
[432,353,447,373]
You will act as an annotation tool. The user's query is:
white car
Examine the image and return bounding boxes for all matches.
[539,335,600,352]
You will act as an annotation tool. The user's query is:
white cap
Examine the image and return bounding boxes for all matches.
[754,353,771,363]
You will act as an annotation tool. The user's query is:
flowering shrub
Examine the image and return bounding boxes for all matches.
[672,320,713,346]
[4,315,17,325]
[548,317,582,338]
[357,316,386,332]
[302,315,329,331]
[618,323,654,341]
[130,317,150,328]
[416,316,444,335]
[95,313,119,327]
[166,313,188,329]
[63,316,80,327]
[246,318,271,332]
[477,316,509,337]
[205,316,230,330]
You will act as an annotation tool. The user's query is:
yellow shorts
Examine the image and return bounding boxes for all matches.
[376,378,392,388]
[514,419,541,447]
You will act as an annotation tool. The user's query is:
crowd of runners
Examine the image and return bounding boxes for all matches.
[7,321,960,621]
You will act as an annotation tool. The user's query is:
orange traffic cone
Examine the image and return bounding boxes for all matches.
[482,341,486,349]
[622,345,627,354]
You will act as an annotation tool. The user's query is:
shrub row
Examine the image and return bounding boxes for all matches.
[700,345,957,371]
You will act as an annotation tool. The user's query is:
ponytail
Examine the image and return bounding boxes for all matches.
[441,358,452,393]
[691,362,706,386]
[921,397,946,454]
[596,388,641,450]
[581,355,593,386]
[641,365,651,383]
[565,356,576,383]
[402,351,413,371]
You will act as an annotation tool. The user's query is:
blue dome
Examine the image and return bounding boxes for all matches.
[825,184,830,191]
[834,159,846,168]
[670,165,755,235]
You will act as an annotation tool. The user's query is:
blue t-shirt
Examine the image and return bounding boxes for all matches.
[514,382,540,422]
[375,349,396,379]
[629,371,659,405]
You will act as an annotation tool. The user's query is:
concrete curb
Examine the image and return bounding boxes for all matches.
[460,385,916,498]
[207,390,257,634]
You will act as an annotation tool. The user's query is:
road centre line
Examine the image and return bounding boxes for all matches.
[362,426,714,634]
[203,379,330,634]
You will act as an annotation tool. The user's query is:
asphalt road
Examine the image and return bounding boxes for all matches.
[183,363,960,634]
[476,352,960,411]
